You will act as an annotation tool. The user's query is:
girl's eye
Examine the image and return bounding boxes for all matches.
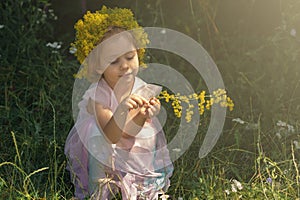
[126,56,134,61]
[126,54,135,60]
[110,53,135,65]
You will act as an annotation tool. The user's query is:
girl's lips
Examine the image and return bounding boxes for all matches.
[120,72,132,77]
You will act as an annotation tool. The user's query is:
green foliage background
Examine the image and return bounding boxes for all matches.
[1,0,300,199]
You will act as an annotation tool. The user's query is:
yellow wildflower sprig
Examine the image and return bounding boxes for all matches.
[158,89,234,123]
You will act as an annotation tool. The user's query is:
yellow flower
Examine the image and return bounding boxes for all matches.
[179,95,189,103]
[72,6,148,80]
[157,88,234,123]
[205,99,213,110]
[227,97,234,111]
[198,91,205,104]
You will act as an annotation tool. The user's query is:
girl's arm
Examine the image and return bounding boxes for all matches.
[90,95,150,144]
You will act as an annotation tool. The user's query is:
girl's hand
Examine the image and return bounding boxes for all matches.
[140,97,161,118]
[119,94,148,112]
[120,96,160,139]
[113,94,148,137]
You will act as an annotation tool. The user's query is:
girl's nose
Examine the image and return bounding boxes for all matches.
[120,61,129,70]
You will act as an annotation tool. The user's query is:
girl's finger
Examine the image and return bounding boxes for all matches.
[139,106,147,115]
[149,97,160,105]
[146,108,154,118]
[150,104,160,117]
[131,95,148,106]
[126,98,139,109]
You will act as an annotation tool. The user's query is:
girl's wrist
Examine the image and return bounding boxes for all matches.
[115,105,129,117]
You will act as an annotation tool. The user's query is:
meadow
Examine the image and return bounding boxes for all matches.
[1,0,300,199]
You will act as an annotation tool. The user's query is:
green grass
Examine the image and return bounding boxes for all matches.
[1,118,300,199]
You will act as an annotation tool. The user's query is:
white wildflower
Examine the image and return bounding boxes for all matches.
[178,197,183,200]
[46,42,62,49]
[245,123,258,130]
[69,46,77,54]
[287,124,295,133]
[231,184,237,193]
[232,179,243,190]
[225,189,230,195]
[232,118,245,124]
[172,148,181,153]
[275,132,282,139]
[276,120,287,127]
[290,28,296,37]
[0,25,4,29]
[276,120,295,133]
[159,194,169,200]
[293,141,300,149]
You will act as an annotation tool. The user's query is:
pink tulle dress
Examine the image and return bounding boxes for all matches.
[65,77,173,199]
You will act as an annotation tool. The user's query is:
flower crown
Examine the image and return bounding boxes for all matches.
[71,6,149,79]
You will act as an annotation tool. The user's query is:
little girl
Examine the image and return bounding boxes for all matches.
[65,7,173,199]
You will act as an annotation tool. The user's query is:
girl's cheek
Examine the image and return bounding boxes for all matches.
[132,68,139,75]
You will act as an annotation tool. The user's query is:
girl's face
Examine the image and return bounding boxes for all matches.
[99,34,139,89]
